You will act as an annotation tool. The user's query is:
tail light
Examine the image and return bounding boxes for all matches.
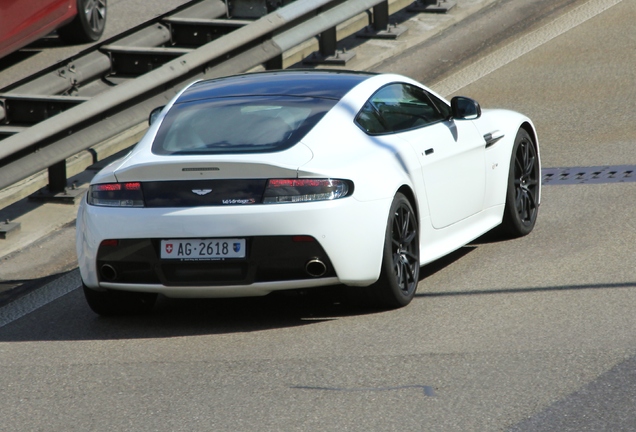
[87,179,351,207]
[88,182,144,207]
[263,179,351,203]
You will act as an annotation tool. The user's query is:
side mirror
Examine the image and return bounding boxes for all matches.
[451,96,481,120]
[149,106,165,125]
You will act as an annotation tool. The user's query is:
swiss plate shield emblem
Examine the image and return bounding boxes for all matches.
[233,243,241,253]
[165,243,173,254]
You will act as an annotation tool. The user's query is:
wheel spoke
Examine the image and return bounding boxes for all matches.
[403,250,418,262]
[395,257,413,293]
[394,256,405,283]
[518,187,537,223]
[522,142,531,166]
[392,253,401,279]
[515,157,523,178]
[524,190,537,214]
[403,259,416,282]
[524,155,536,176]
[512,138,538,225]
[389,202,419,295]
[398,208,410,238]
[516,191,526,218]
[399,263,408,288]
[402,229,417,246]
[521,192,530,220]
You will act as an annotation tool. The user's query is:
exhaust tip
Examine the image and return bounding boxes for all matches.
[305,258,327,278]
[100,264,118,282]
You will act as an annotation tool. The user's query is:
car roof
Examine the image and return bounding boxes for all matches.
[178,70,376,102]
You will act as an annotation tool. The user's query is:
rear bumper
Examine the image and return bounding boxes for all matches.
[77,195,392,296]
[94,236,336,286]
[98,278,341,298]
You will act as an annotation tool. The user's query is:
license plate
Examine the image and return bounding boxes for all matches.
[161,239,246,260]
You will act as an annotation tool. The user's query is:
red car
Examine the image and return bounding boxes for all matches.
[0,0,107,59]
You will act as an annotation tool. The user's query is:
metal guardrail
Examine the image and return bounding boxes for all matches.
[0,0,448,206]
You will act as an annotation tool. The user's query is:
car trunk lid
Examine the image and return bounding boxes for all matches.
[108,143,313,207]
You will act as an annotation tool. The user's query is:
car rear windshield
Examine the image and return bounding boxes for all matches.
[152,96,337,155]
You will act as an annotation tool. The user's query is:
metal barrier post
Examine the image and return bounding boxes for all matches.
[304,26,356,66]
[265,55,284,70]
[48,161,67,194]
[408,0,456,13]
[373,1,389,30]
[29,160,85,204]
[320,27,338,57]
[359,0,406,39]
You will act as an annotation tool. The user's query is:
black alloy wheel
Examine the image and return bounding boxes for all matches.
[58,0,107,44]
[501,128,539,237]
[365,193,420,309]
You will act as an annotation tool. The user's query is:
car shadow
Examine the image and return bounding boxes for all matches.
[152,286,371,327]
[0,50,41,74]
[0,281,382,342]
[469,229,513,245]
[0,245,475,342]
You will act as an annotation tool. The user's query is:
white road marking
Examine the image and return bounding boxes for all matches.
[0,270,81,328]
[433,0,624,96]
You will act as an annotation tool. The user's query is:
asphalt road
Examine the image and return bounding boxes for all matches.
[1,0,636,430]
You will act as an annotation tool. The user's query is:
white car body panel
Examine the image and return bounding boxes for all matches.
[98,143,315,184]
[396,120,486,229]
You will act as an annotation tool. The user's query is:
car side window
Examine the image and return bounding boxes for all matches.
[355,83,448,135]
[426,92,452,120]
[356,101,388,134]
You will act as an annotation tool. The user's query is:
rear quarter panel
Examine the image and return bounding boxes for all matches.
[296,91,430,285]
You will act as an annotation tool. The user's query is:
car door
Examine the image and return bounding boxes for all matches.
[357,83,486,229]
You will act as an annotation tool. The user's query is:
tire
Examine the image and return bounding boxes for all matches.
[500,128,540,237]
[363,193,420,309]
[83,283,156,316]
[58,0,107,44]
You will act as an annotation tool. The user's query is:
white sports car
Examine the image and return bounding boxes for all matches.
[76,70,540,315]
